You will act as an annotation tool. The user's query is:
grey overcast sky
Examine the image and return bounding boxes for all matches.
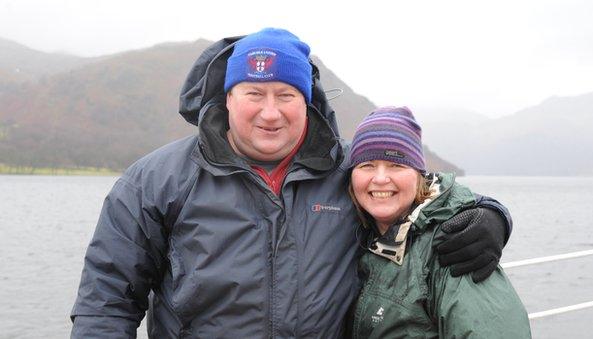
[1,0,592,117]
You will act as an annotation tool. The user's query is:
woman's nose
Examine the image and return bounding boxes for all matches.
[372,168,391,184]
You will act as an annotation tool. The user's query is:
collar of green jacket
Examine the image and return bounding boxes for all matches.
[368,173,476,265]
[410,172,475,233]
[366,173,476,242]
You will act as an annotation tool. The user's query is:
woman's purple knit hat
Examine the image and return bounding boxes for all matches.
[349,106,426,173]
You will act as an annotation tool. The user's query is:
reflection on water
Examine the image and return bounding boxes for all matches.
[1,175,592,338]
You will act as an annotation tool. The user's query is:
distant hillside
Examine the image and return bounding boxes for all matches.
[0,38,462,174]
[0,38,95,85]
[419,93,593,176]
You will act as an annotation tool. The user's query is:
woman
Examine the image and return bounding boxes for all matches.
[348,106,531,338]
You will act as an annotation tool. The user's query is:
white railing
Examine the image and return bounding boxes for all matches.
[528,301,593,319]
[501,249,593,319]
[501,249,593,269]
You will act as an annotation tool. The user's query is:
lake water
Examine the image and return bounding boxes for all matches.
[1,175,592,338]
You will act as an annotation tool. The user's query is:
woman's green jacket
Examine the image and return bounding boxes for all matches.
[350,173,531,338]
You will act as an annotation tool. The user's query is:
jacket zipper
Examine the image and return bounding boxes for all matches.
[269,210,287,338]
[265,184,283,339]
[269,247,276,338]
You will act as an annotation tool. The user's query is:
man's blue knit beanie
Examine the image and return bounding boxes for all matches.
[224,28,313,103]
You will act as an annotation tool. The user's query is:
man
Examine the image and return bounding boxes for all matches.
[71,28,511,338]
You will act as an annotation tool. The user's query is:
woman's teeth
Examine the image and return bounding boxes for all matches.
[371,191,394,198]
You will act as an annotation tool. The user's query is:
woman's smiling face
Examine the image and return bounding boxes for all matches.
[351,160,419,233]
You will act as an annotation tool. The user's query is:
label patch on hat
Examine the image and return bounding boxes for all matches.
[385,150,405,158]
[246,49,277,80]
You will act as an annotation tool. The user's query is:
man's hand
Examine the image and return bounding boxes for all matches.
[435,208,507,283]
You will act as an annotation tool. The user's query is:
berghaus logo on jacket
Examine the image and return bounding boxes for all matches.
[311,203,341,213]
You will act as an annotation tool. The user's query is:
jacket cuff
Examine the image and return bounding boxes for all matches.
[473,193,513,244]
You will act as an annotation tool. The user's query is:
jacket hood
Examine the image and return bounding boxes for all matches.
[178,35,341,138]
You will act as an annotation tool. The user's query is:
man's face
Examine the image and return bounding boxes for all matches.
[226,81,307,162]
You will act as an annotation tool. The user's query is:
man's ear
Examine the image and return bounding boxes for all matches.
[225,91,233,110]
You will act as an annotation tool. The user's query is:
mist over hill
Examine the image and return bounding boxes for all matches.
[0,38,98,84]
[0,38,462,174]
[416,93,593,176]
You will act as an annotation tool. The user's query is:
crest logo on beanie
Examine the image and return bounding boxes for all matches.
[246,49,277,79]
[224,28,313,102]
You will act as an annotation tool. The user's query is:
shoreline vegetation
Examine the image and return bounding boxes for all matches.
[0,165,120,176]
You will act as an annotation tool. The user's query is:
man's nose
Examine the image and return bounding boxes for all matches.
[259,96,282,121]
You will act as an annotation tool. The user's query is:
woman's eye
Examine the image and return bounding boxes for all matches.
[389,163,409,170]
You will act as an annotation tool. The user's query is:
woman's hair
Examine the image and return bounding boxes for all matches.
[349,171,432,229]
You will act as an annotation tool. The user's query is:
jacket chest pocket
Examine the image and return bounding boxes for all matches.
[352,288,436,339]
[166,218,269,318]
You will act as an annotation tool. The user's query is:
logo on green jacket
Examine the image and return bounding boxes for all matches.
[371,306,385,323]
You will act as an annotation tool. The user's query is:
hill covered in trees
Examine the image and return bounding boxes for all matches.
[0,38,463,174]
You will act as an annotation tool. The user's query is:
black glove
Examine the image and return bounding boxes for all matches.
[435,207,507,283]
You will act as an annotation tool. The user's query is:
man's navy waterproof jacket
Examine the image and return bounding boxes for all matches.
[71,36,360,338]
